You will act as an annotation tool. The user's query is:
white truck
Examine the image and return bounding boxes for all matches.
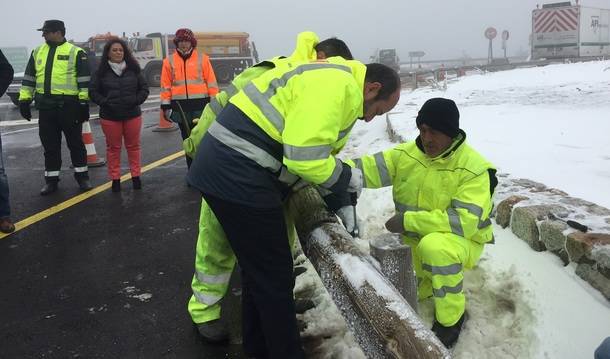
[532,2,610,59]
[128,32,258,87]
[1,46,29,106]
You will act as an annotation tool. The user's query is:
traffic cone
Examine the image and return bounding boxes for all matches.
[82,121,106,167]
[153,110,178,132]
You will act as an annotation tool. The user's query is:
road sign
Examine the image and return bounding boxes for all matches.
[502,30,510,40]
[408,51,425,58]
[485,27,497,40]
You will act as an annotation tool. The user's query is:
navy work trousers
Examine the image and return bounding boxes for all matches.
[202,192,304,359]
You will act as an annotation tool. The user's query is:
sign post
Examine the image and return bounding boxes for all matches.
[501,30,510,58]
[408,51,425,69]
[485,27,497,64]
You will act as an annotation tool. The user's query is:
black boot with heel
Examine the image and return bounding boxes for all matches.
[112,179,121,193]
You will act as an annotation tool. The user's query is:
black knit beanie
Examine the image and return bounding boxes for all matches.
[415,98,460,138]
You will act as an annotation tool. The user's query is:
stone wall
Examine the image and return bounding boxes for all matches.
[494,176,610,301]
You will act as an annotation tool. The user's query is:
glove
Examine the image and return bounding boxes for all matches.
[321,190,351,212]
[79,102,90,123]
[385,212,405,234]
[337,205,357,237]
[163,109,173,122]
[347,167,363,198]
[19,102,32,121]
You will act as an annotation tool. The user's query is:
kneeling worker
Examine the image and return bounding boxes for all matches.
[345,98,497,348]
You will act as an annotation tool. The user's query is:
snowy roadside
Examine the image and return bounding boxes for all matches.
[297,60,610,358]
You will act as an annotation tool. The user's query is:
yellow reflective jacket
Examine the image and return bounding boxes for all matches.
[183,31,320,158]
[347,132,497,245]
[19,41,90,102]
[228,57,365,187]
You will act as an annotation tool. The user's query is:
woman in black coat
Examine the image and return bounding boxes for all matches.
[90,38,149,192]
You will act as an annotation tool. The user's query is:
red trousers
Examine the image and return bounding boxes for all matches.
[100,117,142,180]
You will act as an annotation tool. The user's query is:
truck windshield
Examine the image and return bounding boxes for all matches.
[380,49,396,58]
[136,38,153,52]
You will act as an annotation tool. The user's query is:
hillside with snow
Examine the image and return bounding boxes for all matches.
[297,60,610,359]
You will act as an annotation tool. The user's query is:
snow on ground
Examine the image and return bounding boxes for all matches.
[298,60,610,358]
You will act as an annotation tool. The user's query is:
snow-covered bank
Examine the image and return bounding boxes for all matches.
[298,60,610,358]
[390,60,610,209]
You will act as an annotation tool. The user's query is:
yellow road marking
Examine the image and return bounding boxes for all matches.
[0,150,185,240]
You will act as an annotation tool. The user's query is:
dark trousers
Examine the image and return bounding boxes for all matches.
[202,193,305,359]
[171,110,202,168]
[38,104,88,182]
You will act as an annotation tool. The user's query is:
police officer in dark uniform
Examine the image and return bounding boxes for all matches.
[19,20,93,195]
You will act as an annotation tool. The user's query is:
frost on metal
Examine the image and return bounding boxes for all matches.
[309,227,450,359]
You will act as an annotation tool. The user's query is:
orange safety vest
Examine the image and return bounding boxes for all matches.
[160,49,219,105]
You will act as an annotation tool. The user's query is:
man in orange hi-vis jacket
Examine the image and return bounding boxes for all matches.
[160,28,219,168]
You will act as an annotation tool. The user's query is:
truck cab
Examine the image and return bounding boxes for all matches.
[1,46,28,106]
[372,48,401,73]
[129,33,173,87]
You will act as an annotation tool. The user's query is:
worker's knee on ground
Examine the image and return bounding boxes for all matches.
[417,232,466,265]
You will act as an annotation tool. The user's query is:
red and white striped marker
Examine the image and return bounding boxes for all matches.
[82,121,106,167]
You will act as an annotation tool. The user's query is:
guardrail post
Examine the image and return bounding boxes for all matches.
[370,234,418,311]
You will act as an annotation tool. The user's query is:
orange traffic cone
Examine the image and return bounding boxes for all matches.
[82,121,106,167]
[153,110,178,132]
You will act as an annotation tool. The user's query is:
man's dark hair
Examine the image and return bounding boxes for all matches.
[365,63,401,100]
[97,37,142,76]
[314,38,353,60]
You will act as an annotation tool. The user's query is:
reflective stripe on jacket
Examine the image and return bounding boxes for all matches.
[19,41,90,102]
[184,31,320,159]
[347,131,497,244]
[160,49,218,105]
[224,57,366,188]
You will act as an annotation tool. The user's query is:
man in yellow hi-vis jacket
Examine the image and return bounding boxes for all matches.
[184,32,354,343]
[346,98,497,348]
[187,56,400,358]
[19,20,93,195]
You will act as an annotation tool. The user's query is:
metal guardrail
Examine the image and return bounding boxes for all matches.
[399,55,610,89]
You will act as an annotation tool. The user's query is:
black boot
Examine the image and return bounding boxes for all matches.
[195,319,229,343]
[77,178,93,191]
[431,313,465,348]
[40,182,58,196]
[112,180,121,192]
[132,176,141,190]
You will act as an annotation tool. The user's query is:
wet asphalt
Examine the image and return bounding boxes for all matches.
[0,95,246,359]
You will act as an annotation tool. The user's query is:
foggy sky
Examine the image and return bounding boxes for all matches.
[2,0,610,62]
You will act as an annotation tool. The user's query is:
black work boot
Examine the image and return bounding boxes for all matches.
[77,178,93,191]
[431,313,465,348]
[195,319,229,343]
[40,181,58,196]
